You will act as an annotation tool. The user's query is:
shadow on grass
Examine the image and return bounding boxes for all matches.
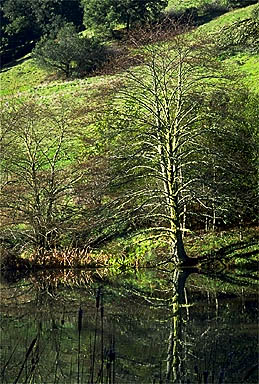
[200,239,258,261]
[0,55,31,73]
[1,41,35,72]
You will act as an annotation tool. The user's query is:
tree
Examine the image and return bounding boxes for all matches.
[0,98,84,254]
[1,0,84,66]
[32,23,108,78]
[2,0,83,37]
[102,26,248,265]
[82,0,168,35]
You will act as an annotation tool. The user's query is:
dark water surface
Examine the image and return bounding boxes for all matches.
[0,268,258,384]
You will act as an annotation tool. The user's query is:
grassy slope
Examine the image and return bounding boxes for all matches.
[0,57,121,104]
[198,4,259,93]
[167,0,216,12]
[0,5,258,264]
[1,4,258,99]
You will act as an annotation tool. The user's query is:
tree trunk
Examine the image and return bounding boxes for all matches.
[126,14,130,32]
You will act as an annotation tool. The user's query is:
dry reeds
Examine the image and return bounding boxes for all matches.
[30,247,110,268]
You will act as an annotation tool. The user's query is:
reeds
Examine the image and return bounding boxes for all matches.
[78,307,83,384]
[30,247,111,268]
[13,336,38,384]
[89,286,102,383]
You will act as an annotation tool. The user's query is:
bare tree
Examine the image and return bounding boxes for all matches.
[0,97,84,255]
[106,24,236,265]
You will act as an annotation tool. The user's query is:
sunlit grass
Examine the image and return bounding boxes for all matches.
[0,56,51,96]
[166,0,212,12]
[235,54,259,93]
[198,4,257,32]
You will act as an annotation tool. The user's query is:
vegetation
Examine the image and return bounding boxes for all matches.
[0,98,86,252]
[82,0,168,35]
[0,2,258,269]
[0,0,83,66]
[218,4,259,54]
[119,30,256,264]
[32,23,109,78]
[167,0,258,13]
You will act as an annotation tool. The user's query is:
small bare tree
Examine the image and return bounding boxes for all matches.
[0,97,83,254]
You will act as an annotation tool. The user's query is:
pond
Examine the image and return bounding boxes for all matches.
[0,267,258,384]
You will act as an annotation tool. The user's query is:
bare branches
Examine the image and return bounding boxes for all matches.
[0,97,85,251]
[105,22,242,263]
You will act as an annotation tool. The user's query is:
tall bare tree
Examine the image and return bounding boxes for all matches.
[105,25,237,265]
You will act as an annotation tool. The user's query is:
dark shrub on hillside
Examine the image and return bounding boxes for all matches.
[32,23,109,78]
[217,4,259,54]
[226,0,258,8]
[200,1,228,16]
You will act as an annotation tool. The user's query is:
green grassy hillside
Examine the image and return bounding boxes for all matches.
[0,4,258,265]
[1,4,258,99]
[198,4,259,92]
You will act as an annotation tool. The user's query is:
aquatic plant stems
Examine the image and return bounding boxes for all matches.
[13,337,37,384]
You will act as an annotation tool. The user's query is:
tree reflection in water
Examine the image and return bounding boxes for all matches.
[165,269,190,383]
[0,268,258,383]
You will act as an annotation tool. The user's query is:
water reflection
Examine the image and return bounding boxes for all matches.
[0,268,258,383]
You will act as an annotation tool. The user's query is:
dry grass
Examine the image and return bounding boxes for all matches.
[30,247,110,268]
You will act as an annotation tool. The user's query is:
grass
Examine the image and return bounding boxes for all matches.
[166,0,217,12]
[0,57,121,102]
[185,226,258,256]
[0,4,258,264]
[167,0,257,14]
[0,56,50,96]
[1,4,257,97]
[192,4,259,93]
[198,4,257,31]
[233,54,259,93]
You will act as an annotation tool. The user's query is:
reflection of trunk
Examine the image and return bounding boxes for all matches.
[166,269,195,383]
[126,13,131,32]
[166,289,181,383]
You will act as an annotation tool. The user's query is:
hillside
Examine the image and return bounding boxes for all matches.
[0,4,258,269]
[1,4,258,98]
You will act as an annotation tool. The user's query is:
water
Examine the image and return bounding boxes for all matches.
[0,268,258,384]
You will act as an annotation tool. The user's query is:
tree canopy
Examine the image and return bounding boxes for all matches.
[1,0,83,66]
[32,23,109,78]
[82,0,168,34]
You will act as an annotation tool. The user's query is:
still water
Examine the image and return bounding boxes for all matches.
[0,268,258,384]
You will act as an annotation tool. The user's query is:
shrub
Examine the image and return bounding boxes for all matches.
[32,23,108,78]
[200,1,228,16]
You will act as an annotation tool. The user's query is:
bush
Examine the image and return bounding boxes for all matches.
[224,0,258,9]
[200,1,228,16]
[32,23,108,78]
